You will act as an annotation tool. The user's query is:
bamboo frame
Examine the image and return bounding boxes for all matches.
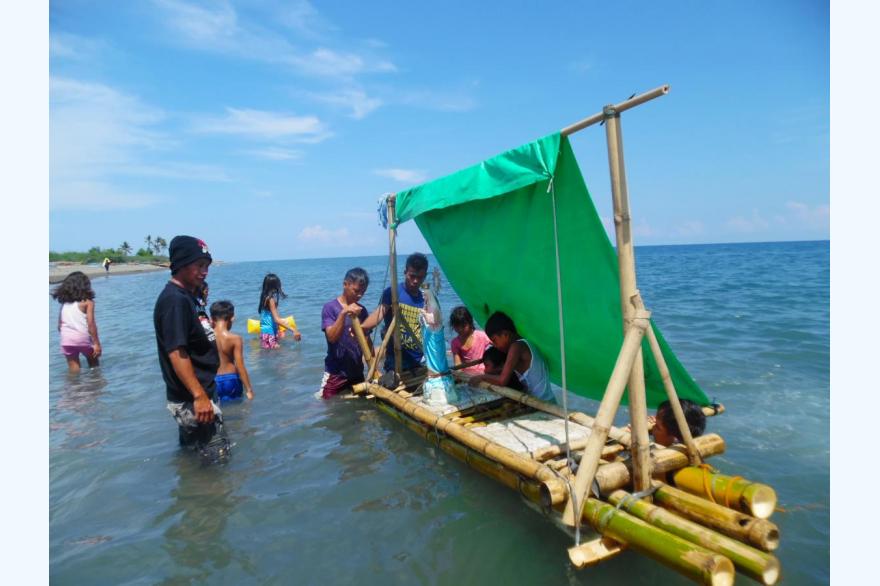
[561,308,651,526]
[351,316,372,363]
[645,325,702,465]
[366,315,396,382]
[560,85,670,136]
[605,112,652,494]
[387,194,403,375]
[672,467,778,519]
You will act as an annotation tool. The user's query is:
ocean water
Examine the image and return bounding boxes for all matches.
[49,241,829,585]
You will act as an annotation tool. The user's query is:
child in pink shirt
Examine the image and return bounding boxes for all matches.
[449,306,490,374]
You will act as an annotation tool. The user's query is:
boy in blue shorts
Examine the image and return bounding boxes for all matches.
[210,300,255,401]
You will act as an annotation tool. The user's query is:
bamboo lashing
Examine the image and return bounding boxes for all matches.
[644,324,703,465]
[561,309,652,527]
[572,498,735,585]
[560,85,670,136]
[607,489,781,585]
[652,481,780,552]
[606,106,651,495]
[350,316,372,363]
[672,467,778,520]
[386,194,403,375]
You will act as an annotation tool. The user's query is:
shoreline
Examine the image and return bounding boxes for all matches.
[49,262,167,284]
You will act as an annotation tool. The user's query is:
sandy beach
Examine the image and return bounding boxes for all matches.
[49,262,167,283]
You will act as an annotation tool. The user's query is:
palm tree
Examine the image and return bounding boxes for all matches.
[154,236,168,256]
[144,235,153,253]
[119,241,133,256]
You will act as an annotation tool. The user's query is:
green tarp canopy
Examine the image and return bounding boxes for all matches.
[394,132,709,408]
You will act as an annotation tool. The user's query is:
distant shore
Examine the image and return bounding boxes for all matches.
[49,262,167,284]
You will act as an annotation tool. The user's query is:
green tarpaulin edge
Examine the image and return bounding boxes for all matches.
[396,132,708,408]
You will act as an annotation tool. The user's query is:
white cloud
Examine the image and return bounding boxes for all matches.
[786,200,829,230]
[243,147,304,161]
[114,162,232,181]
[298,224,350,244]
[51,77,168,209]
[193,108,328,141]
[303,88,382,119]
[397,89,476,112]
[152,0,396,79]
[675,220,706,237]
[50,33,108,61]
[727,209,771,233]
[373,168,428,184]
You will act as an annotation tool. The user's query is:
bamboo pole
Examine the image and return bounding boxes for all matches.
[351,316,373,364]
[593,434,727,494]
[365,382,568,505]
[606,108,651,495]
[365,315,396,383]
[387,194,403,375]
[653,482,780,552]
[572,498,735,585]
[607,489,781,585]
[644,325,702,465]
[560,85,670,136]
[672,467,778,519]
[561,311,651,526]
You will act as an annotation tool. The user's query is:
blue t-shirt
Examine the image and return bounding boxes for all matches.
[381,284,424,370]
[321,299,369,379]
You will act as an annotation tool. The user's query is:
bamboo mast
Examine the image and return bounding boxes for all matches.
[351,316,373,364]
[366,315,396,382]
[561,306,651,526]
[386,194,403,375]
[605,106,652,495]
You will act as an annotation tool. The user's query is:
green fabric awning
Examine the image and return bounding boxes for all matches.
[394,132,708,408]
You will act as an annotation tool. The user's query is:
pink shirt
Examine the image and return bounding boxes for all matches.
[451,329,491,374]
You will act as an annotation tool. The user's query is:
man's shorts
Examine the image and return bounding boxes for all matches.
[167,399,226,452]
[319,372,364,399]
[215,372,243,401]
[62,344,94,358]
[260,333,279,349]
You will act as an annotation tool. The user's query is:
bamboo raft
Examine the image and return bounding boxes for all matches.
[353,86,783,585]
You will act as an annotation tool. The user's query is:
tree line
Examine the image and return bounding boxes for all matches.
[49,235,170,264]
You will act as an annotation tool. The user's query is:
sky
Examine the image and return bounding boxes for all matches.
[48,0,829,261]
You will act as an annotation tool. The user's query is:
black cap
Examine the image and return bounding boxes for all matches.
[169,235,212,273]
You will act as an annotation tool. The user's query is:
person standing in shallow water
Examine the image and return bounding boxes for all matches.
[319,268,372,399]
[153,235,226,451]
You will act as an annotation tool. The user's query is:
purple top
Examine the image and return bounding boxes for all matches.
[321,299,369,379]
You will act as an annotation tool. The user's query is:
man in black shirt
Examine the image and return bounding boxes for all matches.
[154,235,225,452]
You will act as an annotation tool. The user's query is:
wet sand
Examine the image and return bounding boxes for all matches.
[49,262,167,284]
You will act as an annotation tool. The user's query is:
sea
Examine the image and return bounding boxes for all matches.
[49,240,829,585]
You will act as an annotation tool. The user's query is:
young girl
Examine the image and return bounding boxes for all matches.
[52,271,102,372]
[449,306,490,374]
[469,311,556,403]
[258,273,301,349]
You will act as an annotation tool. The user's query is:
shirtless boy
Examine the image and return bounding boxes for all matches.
[210,300,255,401]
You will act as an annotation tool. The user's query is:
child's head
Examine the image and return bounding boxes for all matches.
[343,267,369,302]
[210,300,235,326]
[197,281,209,306]
[449,306,475,337]
[484,311,518,352]
[653,399,706,446]
[51,271,95,304]
[482,345,507,371]
[259,273,287,311]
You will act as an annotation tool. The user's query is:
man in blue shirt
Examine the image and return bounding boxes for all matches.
[363,253,429,372]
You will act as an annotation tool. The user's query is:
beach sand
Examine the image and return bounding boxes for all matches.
[49,262,167,284]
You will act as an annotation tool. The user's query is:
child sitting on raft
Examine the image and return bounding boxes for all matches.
[258,273,301,349]
[468,311,555,403]
[210,300,255,401]
[449,306,491,374]
[481,346,524,391]
[52,271,102,373]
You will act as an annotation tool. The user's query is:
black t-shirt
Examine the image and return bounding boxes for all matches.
[154,281,220,402]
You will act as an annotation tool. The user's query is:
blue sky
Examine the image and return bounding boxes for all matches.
[49,0,829,261]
